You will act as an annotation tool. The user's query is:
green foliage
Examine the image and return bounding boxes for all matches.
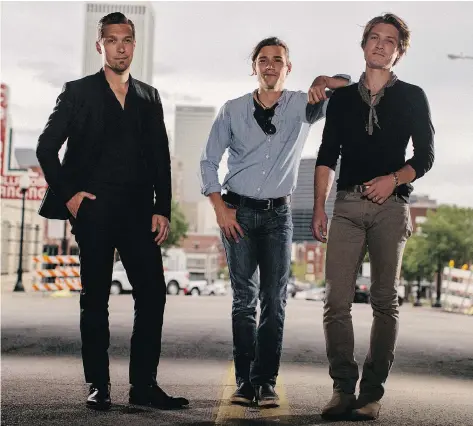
[291,262,307,281]
[161,200,189,250]
[402,205,473,281]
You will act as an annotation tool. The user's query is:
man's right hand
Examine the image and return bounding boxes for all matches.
[216,204,244,243]
[311,206,328,243]
[66,192,96,218]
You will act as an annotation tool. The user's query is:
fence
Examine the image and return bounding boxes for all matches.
[440,266,473,315]
[32,255,82,291]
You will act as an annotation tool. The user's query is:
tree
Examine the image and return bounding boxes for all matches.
[161,200,189,250]
[402,234,435,283]
[422,205,473,267]
[401,205,473,282]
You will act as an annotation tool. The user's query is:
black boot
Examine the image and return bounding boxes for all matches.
[129,384,189,410]
[230,382,255,406]
[254,383,280,408]
[86,384,111,410]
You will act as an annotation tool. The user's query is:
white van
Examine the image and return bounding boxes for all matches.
[111,261,190,295]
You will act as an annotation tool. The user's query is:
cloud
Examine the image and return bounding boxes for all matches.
[159,90,202,103]
[153,62,176,75]
[16,59,79,89]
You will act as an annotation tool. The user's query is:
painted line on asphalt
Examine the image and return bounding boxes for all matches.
[214,362,246,424]
[214,362,290,424]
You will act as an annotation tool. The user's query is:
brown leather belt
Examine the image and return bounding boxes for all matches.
[344,185,368,193]
[222,191,290,211]
[343,185,403,199]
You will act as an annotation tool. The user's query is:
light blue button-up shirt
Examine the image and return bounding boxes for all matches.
[200,84,347,199]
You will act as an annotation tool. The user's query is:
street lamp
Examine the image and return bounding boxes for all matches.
[447,53,473,60]
[14,174,31,292]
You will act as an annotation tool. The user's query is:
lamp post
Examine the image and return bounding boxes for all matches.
[61,221,68,255]
[14,174,31,292]
[433,254,443,308]
[447,53,473,60]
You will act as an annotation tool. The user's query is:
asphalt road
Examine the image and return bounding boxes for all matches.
[2,292,473,426]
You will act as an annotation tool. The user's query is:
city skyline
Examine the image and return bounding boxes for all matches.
[1,1,472,207]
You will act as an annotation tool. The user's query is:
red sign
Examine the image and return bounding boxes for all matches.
[1,83,8,177]
[1,174,48,201]
[0,82,48,201]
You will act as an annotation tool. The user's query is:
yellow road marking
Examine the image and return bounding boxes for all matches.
[214,362,246,424]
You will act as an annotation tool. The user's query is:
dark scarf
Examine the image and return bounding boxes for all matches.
[358,72,398,135]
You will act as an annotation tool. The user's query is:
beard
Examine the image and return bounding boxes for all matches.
[109,60,130,74]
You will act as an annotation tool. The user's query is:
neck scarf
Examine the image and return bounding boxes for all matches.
[358,72,398,135]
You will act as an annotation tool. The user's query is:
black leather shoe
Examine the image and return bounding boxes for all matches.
[86,384,111,410]
[255,383,280,408]
[129,384,189,410]
[230,382,255,406]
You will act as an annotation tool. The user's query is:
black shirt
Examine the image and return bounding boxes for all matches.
[91,76,147,187]
[315,80,435,198]
[253,98,278,134]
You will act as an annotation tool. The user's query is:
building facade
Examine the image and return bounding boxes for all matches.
[174,105,215,203]
[291,157,340,242]
[83,2,155,84]
[409,194,438,234]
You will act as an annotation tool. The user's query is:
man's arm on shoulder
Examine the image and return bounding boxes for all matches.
[306,74,351,124]
[151,88,172,221]
[399,86,435,184]
[200,102,232,198]
[36,82,76,204]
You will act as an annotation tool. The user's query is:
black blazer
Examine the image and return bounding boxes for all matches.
[36,70,171,220]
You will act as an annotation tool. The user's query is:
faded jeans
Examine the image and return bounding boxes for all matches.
[222,203,293,386]
[324,191,412,400]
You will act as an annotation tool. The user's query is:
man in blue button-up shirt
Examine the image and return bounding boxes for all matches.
[200,37,349,407]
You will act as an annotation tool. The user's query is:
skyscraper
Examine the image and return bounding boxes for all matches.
[82,2,154,83]
[291,157,340,242]
[174,105,216,203]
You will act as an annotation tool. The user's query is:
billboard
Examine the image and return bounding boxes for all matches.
[0,83,48,201]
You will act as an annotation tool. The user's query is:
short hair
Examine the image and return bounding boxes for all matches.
[251,37,290,63]
[97,12,135,41]
[361,13,410,65]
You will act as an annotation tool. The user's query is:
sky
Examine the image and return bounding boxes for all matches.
[1,1,472,207]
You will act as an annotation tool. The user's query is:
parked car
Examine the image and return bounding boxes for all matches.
[183,280,208,296]
[354,277,371,303]
[110,261,190,295]
[305,287,325,301]
[354,276,405,305]
[201,280,228,296]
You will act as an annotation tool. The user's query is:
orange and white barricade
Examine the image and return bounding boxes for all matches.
[32,255,82,292]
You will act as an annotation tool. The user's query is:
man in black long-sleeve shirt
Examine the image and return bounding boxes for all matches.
[36,12,189,411]
[312,13,434,421]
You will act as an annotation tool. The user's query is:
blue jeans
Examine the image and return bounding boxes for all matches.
[222,202,293,386]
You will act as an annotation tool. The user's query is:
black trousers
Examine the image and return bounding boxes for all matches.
[71,184,166,386]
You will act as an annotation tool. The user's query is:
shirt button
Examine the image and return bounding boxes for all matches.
[262,171,266,175]
[265,155,269,159]
[257,188,261,191]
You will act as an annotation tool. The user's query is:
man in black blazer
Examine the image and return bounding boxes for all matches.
[36,12,189,411]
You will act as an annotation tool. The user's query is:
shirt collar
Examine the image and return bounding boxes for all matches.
[249,89,287,115]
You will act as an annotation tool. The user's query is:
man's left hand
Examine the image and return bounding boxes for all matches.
[152,214,170,245]
[308,75,349,104]
[362,175,396,205]
[308,76,329,104]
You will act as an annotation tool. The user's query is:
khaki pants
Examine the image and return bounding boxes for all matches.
[323,191,412,400]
